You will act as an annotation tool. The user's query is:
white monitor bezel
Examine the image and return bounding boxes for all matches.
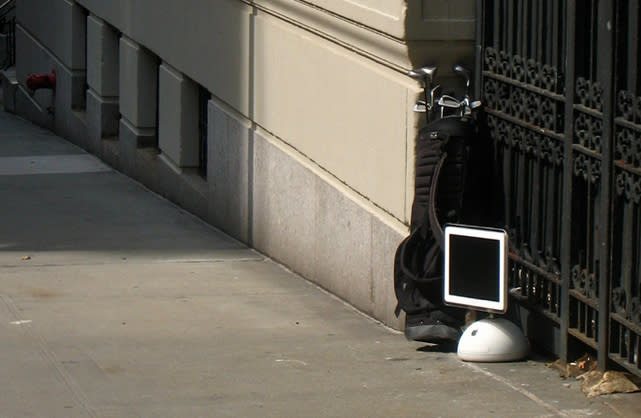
[443,224,508,313]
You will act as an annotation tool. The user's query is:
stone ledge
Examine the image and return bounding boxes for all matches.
[251,0,410,71]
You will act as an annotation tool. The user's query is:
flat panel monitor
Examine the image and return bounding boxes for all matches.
[443,224,508,313]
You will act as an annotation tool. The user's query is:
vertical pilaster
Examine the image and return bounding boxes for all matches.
[118,35,158,175]
[158,63,199,169]
[86,14,119,153]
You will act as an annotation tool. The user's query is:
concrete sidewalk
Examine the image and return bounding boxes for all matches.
[0,108,639,417]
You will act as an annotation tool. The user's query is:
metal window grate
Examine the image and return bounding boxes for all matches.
[0,0,15,70]
[198,86,210,179]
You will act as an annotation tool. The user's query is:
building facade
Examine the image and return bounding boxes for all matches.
[3,0,475,329]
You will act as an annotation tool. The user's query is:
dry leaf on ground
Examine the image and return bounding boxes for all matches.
[577,370,640,398]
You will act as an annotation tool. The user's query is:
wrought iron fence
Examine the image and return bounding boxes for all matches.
[478,0,641,377]
[0,0,15,70]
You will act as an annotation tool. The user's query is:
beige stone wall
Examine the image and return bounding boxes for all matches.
[13,0,476,329]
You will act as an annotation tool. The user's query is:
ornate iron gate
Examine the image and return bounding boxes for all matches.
[477,0,641,377]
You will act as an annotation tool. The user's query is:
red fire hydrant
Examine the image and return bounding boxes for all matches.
[26,70,56,91]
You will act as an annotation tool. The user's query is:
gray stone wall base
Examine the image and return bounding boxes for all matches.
[118,119,155,177]
[86,89,119,153]
[252,131,405,329]
[208,99,405,329]
[156,158,208,222]
[1,68,18,113]
[100,138,120,170]
[14,85,53,130]
[207,100,251,244]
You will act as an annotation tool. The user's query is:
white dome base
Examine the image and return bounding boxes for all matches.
[457,318,529,362]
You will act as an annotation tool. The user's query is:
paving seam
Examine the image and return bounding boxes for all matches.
[601,399,632,417]
[0,154,111,175]
[151,257,265,263]
[263,257,406,336]
[0,257,266,269]
[463,361,600,417]
[0,294,98,417]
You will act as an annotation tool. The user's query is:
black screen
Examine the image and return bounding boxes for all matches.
[449,235,500,302]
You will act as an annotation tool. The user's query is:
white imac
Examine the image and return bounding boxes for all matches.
[444,225,508,313]
[443,224,528,362]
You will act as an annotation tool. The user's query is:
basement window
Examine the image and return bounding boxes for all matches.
[198,85,210,179]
